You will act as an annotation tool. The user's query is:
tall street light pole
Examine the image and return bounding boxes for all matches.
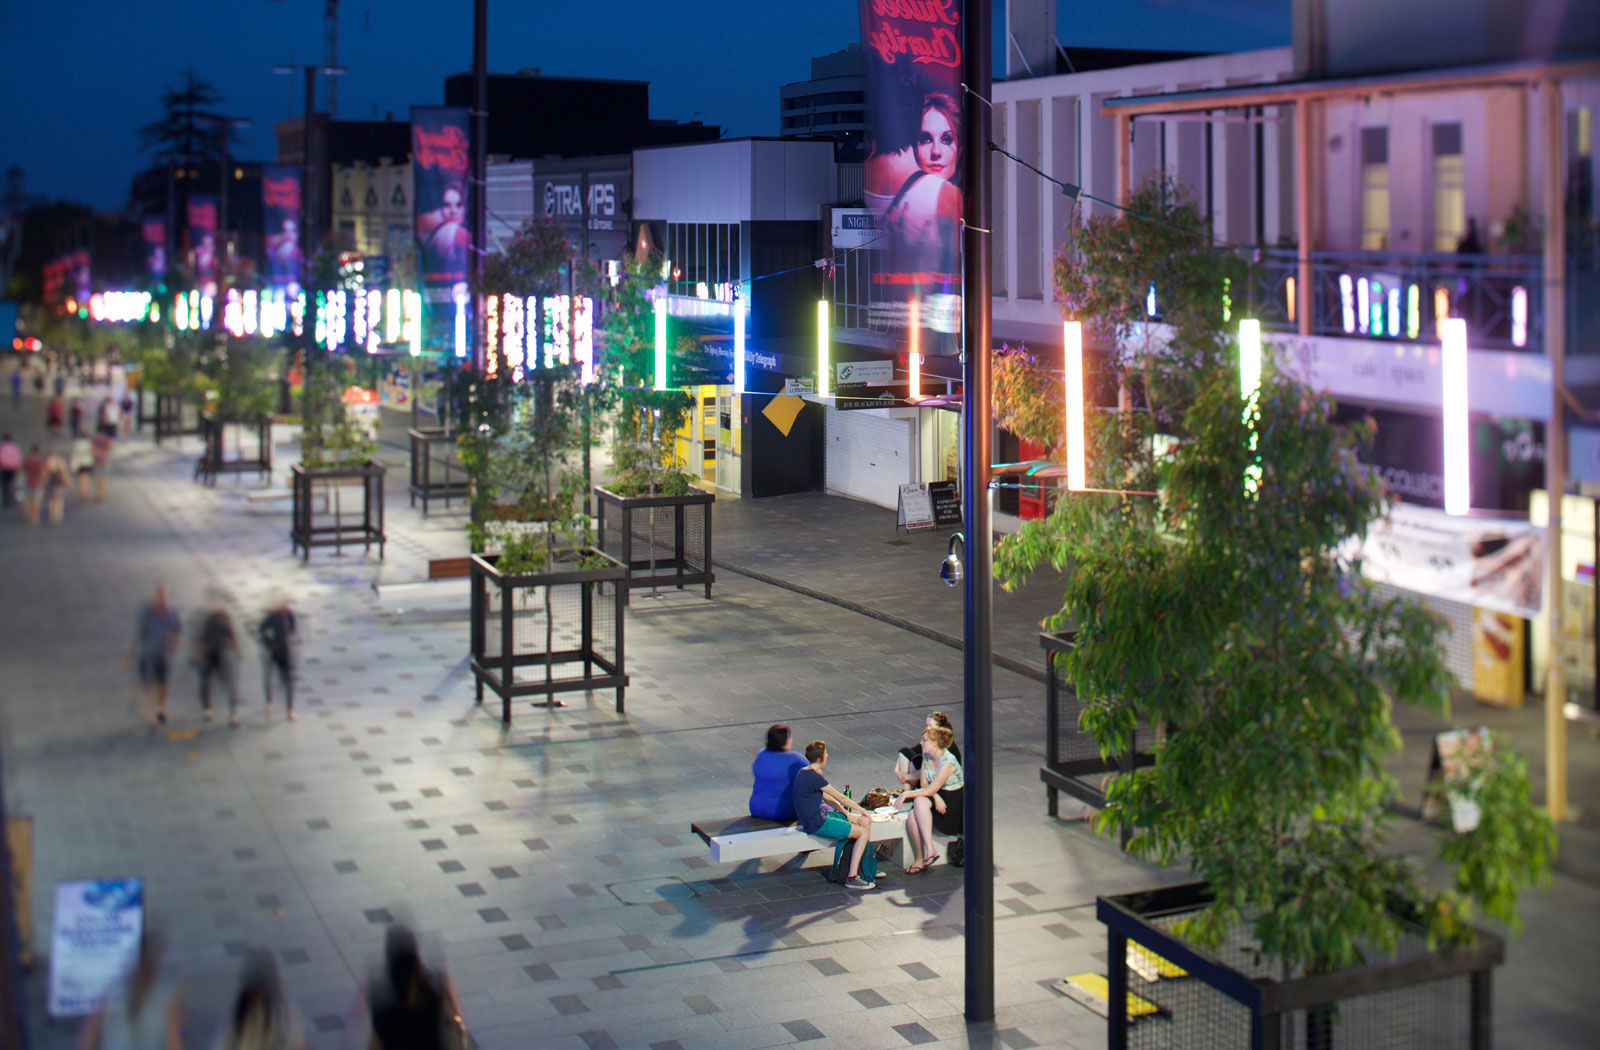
[213,115,251,347]
[471,0,488,373]
[961,0,995,1024]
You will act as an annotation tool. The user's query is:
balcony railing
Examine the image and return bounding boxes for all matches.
[1239,248,1543,352]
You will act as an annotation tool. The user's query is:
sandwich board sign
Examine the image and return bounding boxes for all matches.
[48,878,143,1017]
[897,483,935,531]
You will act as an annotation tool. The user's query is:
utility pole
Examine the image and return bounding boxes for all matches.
[471,0,488,373]
[214,115,250,347]
[961,0,995,1024]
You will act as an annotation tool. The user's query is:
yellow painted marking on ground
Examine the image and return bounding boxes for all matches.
[1129,943,1187,982]
[1053,973,1158,1019]
[166,729,198,742]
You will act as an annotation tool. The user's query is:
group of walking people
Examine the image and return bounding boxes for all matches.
[78,924,467,1050]
[2,363,124,525]
[748,712,965,890]
[128,584,298,728]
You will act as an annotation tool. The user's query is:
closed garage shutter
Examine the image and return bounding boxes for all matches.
[824,407,913,510]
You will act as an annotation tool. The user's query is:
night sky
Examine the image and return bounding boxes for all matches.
[0,0,1288,212]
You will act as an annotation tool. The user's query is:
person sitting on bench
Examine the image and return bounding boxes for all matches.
[894,710,961,789]
[792,740,877,890]
[899,725,964,874]
[749,723,808,822]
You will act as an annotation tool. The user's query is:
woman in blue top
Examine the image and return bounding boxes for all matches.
[749,723,808,821]
[899,725,964,873]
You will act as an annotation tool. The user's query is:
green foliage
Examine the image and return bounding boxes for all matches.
[597,255,694,498]
[199,335,277,419]
[137,68,240,167]
[996,173,1555,978]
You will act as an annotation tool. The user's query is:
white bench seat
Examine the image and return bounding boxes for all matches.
[691,813,910,866]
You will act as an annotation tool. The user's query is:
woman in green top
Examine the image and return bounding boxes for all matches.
[899,724,963,873]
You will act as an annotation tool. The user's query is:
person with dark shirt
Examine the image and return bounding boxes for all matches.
[196,591,241,726]
[367,925,464,1050]
[258,596,298,721]
[791,740,877,890]
[749,723,808,822]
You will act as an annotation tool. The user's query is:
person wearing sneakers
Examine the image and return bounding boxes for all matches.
[195,592,242,726]
[791,740,877,890]
[126,585,181,725]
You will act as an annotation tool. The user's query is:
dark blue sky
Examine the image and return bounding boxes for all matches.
[0,0,1288,211]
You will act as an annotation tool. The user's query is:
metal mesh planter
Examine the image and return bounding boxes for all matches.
[198,412,273,486]
[593,486,715,604]
[152,392,200,444]
[408,427,469,514]
[289,460,386,561]
[1098,882,1502,1050]
[469,551,629,722]
[1040,632,1157,839]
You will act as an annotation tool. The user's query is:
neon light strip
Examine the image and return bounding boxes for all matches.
[817,300,830,396]
[1512,286,1527,348]
[909,298,921,402]
[1441,318,1470,516]
[1239,319,1261,401]
[654,297,667,391]
[733,297,746,395]
[1063,321,1086,492]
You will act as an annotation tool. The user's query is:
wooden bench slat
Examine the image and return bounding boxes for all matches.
[428,557,475,580]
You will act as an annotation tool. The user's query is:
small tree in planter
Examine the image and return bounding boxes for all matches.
[592,254,715,601]
[197,333,277,483]
[995,176,1556,1046]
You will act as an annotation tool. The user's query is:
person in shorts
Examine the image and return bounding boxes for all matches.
[125,585,181,725]
[791,740,877,890]
[90,429,113,501]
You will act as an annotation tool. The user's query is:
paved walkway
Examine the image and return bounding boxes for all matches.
[0,386,1593,1049]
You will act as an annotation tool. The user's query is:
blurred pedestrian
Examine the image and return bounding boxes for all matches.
[92,428,114,501]
[196,591,241,726]
[52,370,65,397]
[120,389,136,437]
[99,395,121,439]
[9,365,21,408]
[46,394,64,436]
[20,444,45,525]
[258,595,296,721]
[71,434,95,501]
[0,433,21,509]
[1456,217,1482,255]
[69,396,84,437]
[43,445,71,524]
[76,931,185,1050]
[126,585,181,725]
[366,925,467,1050]
[210,949,305,1050]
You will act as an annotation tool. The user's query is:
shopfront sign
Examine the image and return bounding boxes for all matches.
[1358,501,1544,619]
[832,208,881,250]
[536,159,631,261]
[836,359,894,386]
[48,878,143,1018]
[927,480,962,526]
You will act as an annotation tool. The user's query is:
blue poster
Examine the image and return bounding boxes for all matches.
[48,878,144,1018]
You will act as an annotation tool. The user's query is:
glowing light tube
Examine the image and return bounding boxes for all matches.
[654,297,667,391]
[1064,321,1086,492]
[908,298,921,401]
[733,297,746,395]
[817,300,830,396]
[1512,286,1528,348]
[1441,318,1470,516]
[386,288,401,344]
[1239,319,1261,402]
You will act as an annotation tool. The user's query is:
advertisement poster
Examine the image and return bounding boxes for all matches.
[48,878,144,1018]
[858,0,964,356]
[1471,608,1525,707]
[261,165,303,289]
[411,107,471,293]
[1358,501,1545,619]
[141,216,166,281]
[186,195,218,295]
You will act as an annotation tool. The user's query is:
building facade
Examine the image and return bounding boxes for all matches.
[780,45,867,162]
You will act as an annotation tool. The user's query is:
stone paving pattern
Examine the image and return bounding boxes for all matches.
[0,388,1593,1049]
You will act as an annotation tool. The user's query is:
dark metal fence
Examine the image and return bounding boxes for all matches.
[593,487,715,604]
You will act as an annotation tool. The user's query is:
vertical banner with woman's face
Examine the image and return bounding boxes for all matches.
[859,0,965,355]
[411,107,471,292]
[261,166,303,289]
[141,216,166,283]
[186,195,218,296]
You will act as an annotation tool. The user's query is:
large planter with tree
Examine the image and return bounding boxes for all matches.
[593,255,715,602]
[196,333,279,485]
[994,177,1555,1049]
[198,412,273,485]
[408,426,468,513]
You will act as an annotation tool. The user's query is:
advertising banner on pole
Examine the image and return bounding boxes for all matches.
[858,0,965,357]
[47,878,144,1018]
[261,165,303,289]
[412,106,472,353]
[186,195,218,295]
[141,216,166,282]
[1358,501,1545,619]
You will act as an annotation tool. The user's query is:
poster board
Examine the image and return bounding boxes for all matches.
[927,481,962,527]
[1470,608,1525,708]
[48,878,143,1018]
[1420,728,1491,833]
[897,483,934,531]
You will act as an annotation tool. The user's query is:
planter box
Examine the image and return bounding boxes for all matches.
[198,412,273,486]
[1097,882,1502,1050]
[408,427,468,515]
[469,550,629,722]
[151,391,200,444]
[290,460,386,561]
[593,486,715,604]
[1040,632,1157,842]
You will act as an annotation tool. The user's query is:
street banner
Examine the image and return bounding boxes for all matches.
[411,107,471,293]
[186,195,218,295]
[47,878,143,1018]
[141,216,166,282]
[1358,501,1544,619]
[858,0,964,356]
[261,165,303,289]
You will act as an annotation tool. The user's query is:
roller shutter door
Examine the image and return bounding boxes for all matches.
[824,407,913,510]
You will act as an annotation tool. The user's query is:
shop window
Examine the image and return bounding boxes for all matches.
[1360,127,1390,251]
[1431,123,1464,252]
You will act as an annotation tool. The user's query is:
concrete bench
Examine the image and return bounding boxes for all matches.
[690,813,911,867]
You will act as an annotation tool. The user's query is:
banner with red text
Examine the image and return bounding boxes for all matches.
[186,195,218,296]
[261,165,303,289]
[411,107,471,294]
[859,0,964,357]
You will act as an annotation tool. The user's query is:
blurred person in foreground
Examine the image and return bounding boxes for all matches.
[210,949,305,1050]
[77,931,185,1050]
[366,925,467,1050]
[126,585,181,725]
[258,594,297,721]
[196,590,242,726]
[0,432,21,509]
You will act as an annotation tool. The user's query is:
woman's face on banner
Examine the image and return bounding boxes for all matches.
[916,107,958,179]
[442,187,464,223]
